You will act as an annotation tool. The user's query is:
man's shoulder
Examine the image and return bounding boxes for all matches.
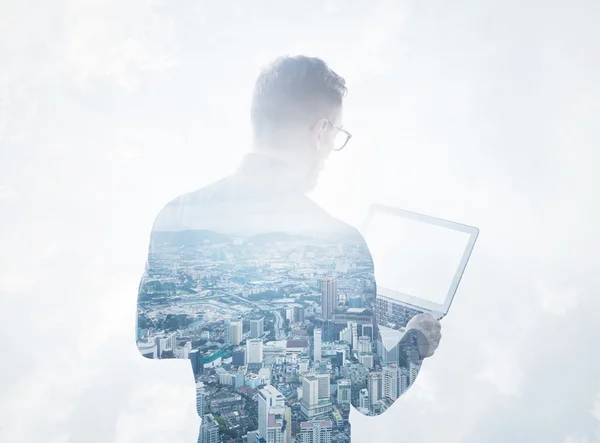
[151,176,234,231]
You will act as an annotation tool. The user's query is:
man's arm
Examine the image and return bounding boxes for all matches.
[350,230,442,416]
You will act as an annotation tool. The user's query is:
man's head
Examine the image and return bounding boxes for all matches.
[250,55,351,190]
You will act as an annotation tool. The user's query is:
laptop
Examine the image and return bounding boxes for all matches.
[360,203,479,349]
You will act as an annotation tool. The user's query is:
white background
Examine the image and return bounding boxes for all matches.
[1,1,599,442]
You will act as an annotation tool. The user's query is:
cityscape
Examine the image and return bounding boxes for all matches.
[137,229,423,443]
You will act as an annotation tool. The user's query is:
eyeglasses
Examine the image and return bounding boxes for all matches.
[326,121,352,151]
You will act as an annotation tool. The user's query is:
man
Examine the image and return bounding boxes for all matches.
[136,55,442,443]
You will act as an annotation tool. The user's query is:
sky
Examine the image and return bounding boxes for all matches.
[1,0,599,442]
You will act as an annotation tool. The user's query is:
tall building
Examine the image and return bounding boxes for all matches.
[377,339,400,364]
[196,382,207,416]
[189,349,202,375]
[383,364,400,401]
[227,318,243,346]
[359,389,370,410]
[258,386,286,441]
[358,336,372,354]
[350,322,359,351]
[232,346,246,366]
[400,367,409,394]
[300,420,333,443]
[301,374,333,419]
[247,338,264,364]
[409,361,421,385]
[367,372,382,407]
[337,379,351,404]
[320,277,337,319]
[266,407,291,443]
[361,323,374,340]
[198,414,219,443]
[313,329,322,363]
[251,317,265,338]
[285,307,295,322]
[315,373,330,399]
[294,306,305,323]
[358,353,374,369]
[302,376,319,407]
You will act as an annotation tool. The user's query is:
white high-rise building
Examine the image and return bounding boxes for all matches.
[367,372,382,407]
[258,385,286,440]
[315,373,330,399]
[300,420,333,443]
[198,413,219,443]
[301,374,333,419]
[350,322,359,350]
[359,353,374,369]
[400,367,409,394]
[337,379,351,404]
[266,406,291,443]
[247,338,264,364]
[227,319,243,346]
[196,382,207,416]
[299,358,310,373]
[383,365,400,401]
[302,376,319,407]
[313,329,322,363]
[377,339,400,364]
[250,317,264,338]
[285,307,295,322]
[359,389,370,410]
[339,326,351,344]
[358,336,371,354]
[409,361,420,385]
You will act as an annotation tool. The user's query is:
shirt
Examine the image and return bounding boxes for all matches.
[136,152,420,443]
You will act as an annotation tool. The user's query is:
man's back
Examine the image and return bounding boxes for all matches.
[136,153,397,442]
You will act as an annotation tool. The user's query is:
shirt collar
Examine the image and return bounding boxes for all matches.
[235,152,308,194]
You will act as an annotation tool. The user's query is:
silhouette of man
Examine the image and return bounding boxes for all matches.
[136,55,442,443]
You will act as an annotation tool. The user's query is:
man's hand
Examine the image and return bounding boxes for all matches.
[406,313,442,359]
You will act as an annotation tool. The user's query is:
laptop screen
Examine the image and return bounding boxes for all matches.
[363,207,474,309]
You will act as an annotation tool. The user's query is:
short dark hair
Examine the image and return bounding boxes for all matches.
[250,55,347,138]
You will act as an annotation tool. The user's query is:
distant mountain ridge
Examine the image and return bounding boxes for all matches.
[151,228,358,247]
[151,230,231,246]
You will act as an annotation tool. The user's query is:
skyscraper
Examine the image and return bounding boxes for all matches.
[320,277,337,320]
[198,414,219,443]
[247,338,264,364]
[359,389,370,410]
[300,420,333,443]
[232,346,246,366]
[361,323,374,340]
[409,361,420,385]
[250,317,265,338]
[383,364,400,401]
[358,336,372,354]
[227,318,243,346]
[196,381,207,416]
[294,306,305,323]
[337,379,351,404]
[302,376,320,407]
[258,385,286,441]
[315,373,330,399]
[313,328,322,363]
[189,349,202,375]
[367,372,382,407]
[266,407,291,443]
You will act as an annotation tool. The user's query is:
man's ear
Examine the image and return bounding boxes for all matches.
[316,119,329,143]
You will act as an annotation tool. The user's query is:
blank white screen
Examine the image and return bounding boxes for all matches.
[364,211,471,306]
